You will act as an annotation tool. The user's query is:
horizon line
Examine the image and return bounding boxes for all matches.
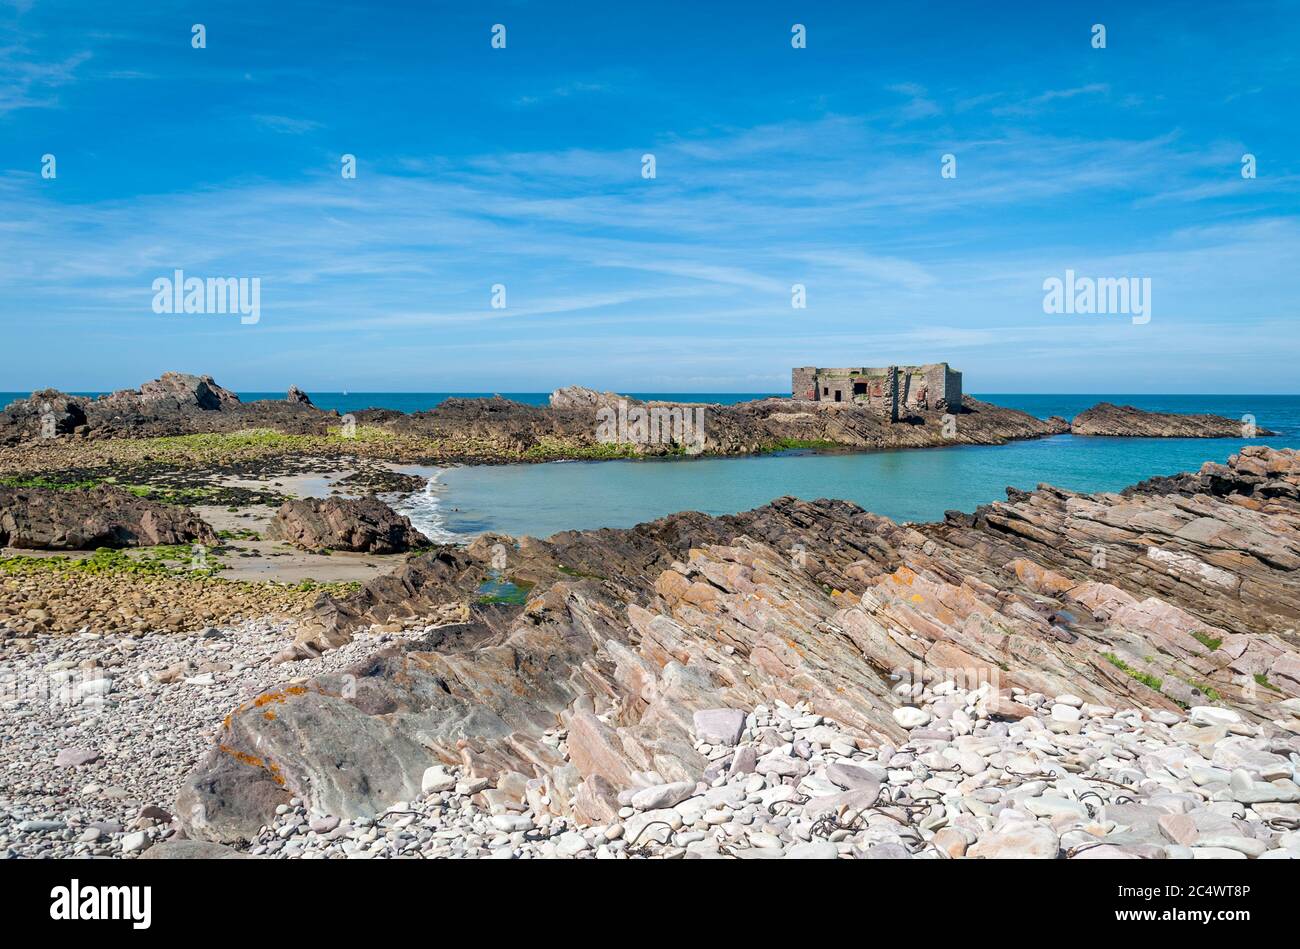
[4,388,1300,398]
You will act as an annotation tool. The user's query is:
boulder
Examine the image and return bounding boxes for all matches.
[135,372,240,410]
[265,496,429,554]
[692,708,747,746]
[138,840,249,860]
[54,747,100,768]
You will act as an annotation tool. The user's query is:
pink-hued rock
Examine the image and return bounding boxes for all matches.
[968,824,1060,859]
[692,708,746,746]
[54,747,100,768]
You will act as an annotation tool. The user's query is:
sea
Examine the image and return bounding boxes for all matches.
[6,391,1298,542]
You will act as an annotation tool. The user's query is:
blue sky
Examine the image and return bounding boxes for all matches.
[1,0,1298,393]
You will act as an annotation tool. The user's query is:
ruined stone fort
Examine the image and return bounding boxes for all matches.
[792,363,962,421]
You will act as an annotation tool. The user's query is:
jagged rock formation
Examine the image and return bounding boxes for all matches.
[740,396,1069,450]
[548,386,628,411]
[0,389,89,440]
[176,447,1300,843]
[265,496,429,554]
[1071,402,1272,437]
[0,373,330,444]
[286,386,313,406]
[0,484,217,550]
[1128,448,1299,503]
[131,372,241,411]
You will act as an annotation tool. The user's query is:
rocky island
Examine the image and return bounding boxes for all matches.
[0,371,1264,475]
[1073,402,1273,438]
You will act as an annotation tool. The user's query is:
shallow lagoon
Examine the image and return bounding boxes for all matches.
[398,432,1298,541]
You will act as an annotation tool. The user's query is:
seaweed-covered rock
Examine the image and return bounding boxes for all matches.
[0,484,217,549]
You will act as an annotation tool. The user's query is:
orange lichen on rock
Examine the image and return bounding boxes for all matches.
[217,743,286,786]
[223,684,318,727]
[218,744,264,770]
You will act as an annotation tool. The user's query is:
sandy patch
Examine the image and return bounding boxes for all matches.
[214,539,398,584]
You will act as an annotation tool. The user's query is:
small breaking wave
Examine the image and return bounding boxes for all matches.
[388,470,465,544]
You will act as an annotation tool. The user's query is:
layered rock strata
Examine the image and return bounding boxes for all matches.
[1072,402,1273,437]
[177,447,1300,844]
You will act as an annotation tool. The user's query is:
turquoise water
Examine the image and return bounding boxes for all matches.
[417,431,1297,540]
[389,393,1300,540]
[395,394,1300,539]
[982,394,1300,431]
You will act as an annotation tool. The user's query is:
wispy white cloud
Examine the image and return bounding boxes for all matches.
[251,114,323,135]
[887,82,942,120]
[993,83,1111,116]
[2,108,1297,391]
[0,46,90,113]
[514,78,613,107]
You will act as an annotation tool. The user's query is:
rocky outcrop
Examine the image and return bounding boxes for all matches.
[1071,402,1273,437]
[177,448,1300,843]
[1128,448,1300,505]
[372,393,1071,461]
[265,496,429,554]
[0,381,212,443]
[0,372,1071,458]
[0,389,89,441]
[133,372,241,411]
[0,372,332,444]
[286,386,312,406]
[288,547,483,655]
[0,484,217,550]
